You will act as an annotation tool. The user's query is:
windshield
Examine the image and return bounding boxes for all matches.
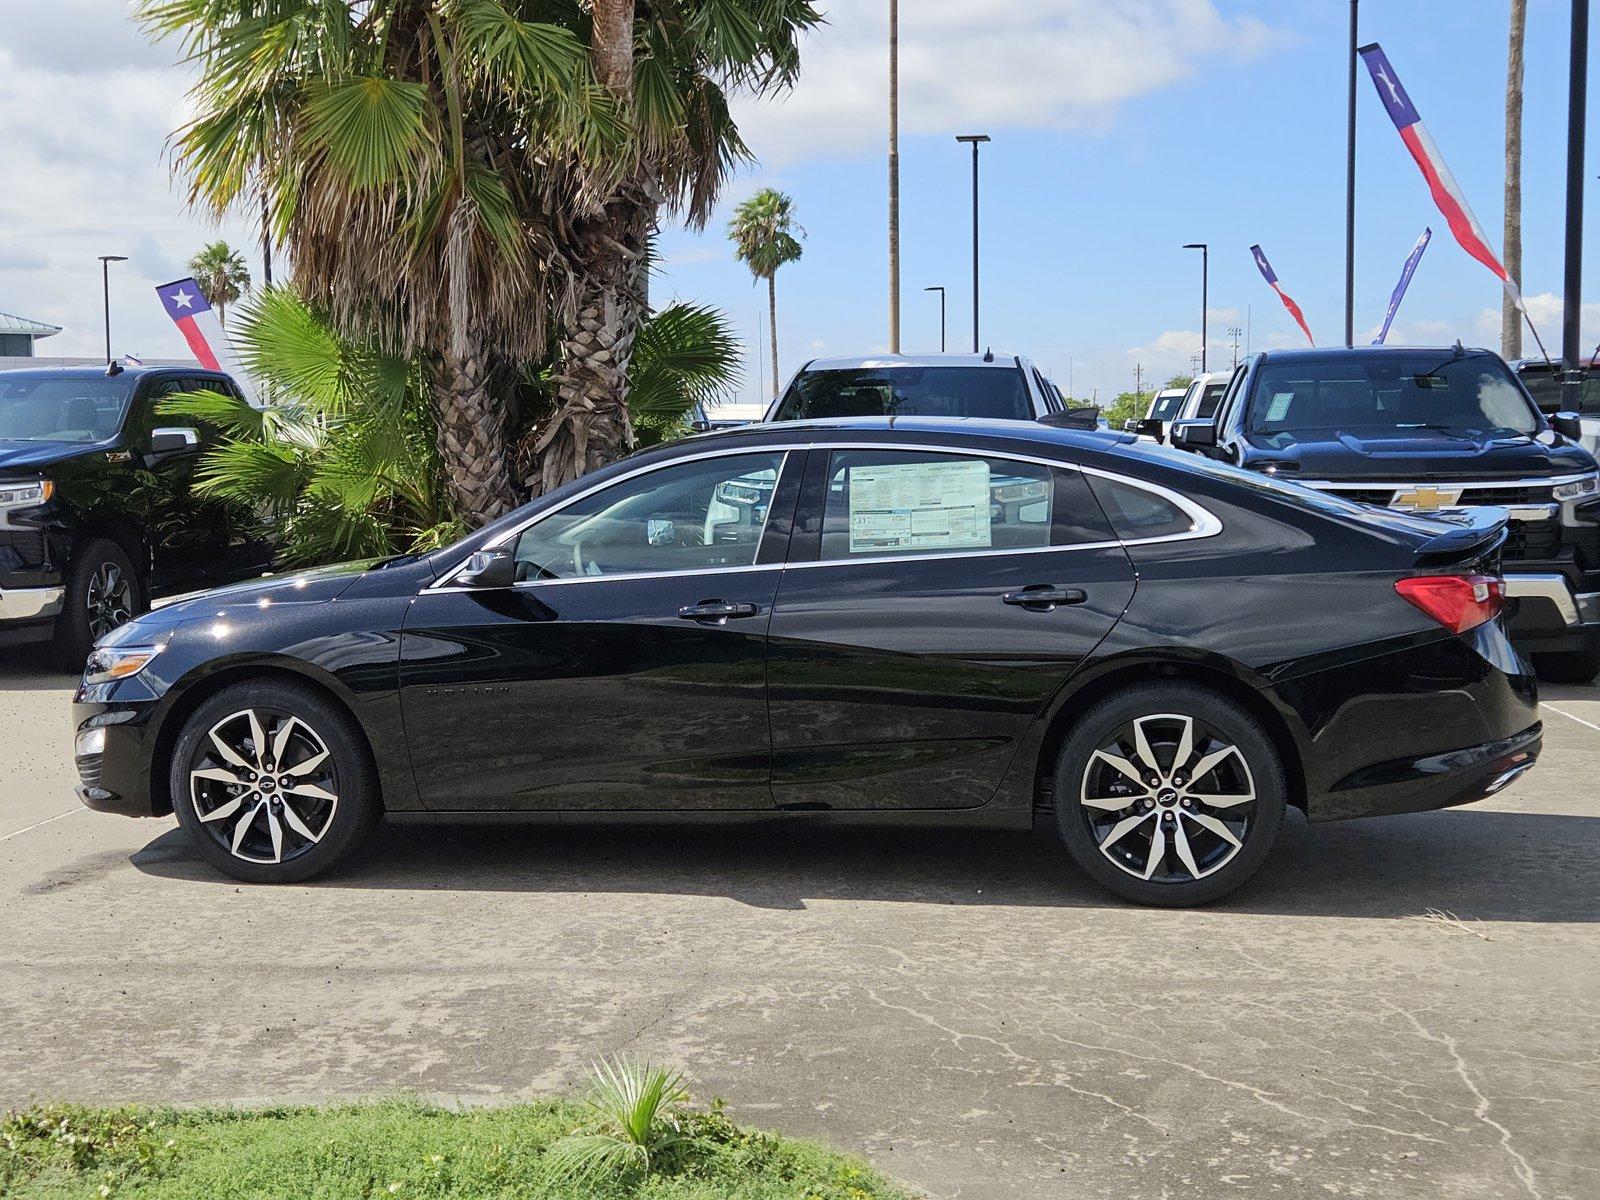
[1518,366,1600,416]
[1149,393,1184,420]
[772,366,1032,422]
[0,375,132,442]
[1246,353,1539,438]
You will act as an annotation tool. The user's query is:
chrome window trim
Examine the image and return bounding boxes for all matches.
[425,440,1222,593]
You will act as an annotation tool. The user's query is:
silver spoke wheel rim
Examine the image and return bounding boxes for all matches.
[85,562,132,639]
[190,708,340,866]
[1080,712,1255,884]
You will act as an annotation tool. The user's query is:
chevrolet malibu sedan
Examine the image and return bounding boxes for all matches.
[73,418,1541,905]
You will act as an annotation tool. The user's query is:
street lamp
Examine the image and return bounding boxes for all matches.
[98,255,128,362]
[924,286,946,352]
[956,134,991,353]
[1182,243,1208,373]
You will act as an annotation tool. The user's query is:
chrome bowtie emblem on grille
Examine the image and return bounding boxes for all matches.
[1391,485,1462,511]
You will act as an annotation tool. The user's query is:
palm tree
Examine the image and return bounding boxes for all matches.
[144,0,821,523]
[526,1,822,495]
[1503,0,1526,359]
[187,240,251,324]
[729,189,804,399]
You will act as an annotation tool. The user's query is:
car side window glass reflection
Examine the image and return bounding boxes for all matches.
[509,451,786,581]
[1089,477,1196,540]
[817,451,1114,561]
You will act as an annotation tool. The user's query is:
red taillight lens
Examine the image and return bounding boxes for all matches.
[1395,574,1505,634]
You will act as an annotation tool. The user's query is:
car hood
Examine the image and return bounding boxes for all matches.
[1244,427,1596,481]
[112,560,380,636]
[0,439,107,473]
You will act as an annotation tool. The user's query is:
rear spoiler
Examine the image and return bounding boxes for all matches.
[1412,506,1508,564]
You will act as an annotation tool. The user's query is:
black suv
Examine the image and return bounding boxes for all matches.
[0,365,272,662]
[1171,346,1600,682]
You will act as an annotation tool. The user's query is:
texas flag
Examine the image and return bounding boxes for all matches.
[1359,43,1521,309]
[1250,245,1315,345]
[155,278,259,404]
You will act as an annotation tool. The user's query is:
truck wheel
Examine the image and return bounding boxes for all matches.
[56,538,146,669]
[1532,644,1600,685]
[1053,683,1287,906]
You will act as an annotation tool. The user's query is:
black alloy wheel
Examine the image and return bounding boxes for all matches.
[1054,684,1286,906]
[58,537,145,667]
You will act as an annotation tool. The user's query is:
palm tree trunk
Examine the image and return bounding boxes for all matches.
[1503,0,1526,358]
[767,274,780,398]
[430,343,517,526]
[531,204,649,495]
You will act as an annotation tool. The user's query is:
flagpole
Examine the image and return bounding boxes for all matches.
[1344,0,1358,348]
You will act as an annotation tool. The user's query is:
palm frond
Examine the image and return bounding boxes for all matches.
[628,302,742,422]
[541,1057,689,1188]
[155,388,268,441]
[301,75,439,189]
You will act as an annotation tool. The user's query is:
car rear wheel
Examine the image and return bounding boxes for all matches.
[169,680,379,884]
[1531,644,1600,685]
[1053,684,1286,906]
[56,538,146,668]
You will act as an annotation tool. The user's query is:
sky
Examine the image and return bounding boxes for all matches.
[1,0,1598,406]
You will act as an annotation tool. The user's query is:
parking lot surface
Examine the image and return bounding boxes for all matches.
[2,647,1596,1199]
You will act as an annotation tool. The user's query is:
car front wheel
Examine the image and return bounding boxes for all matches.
[169,680,379,883]
[1054,684,1286,906]
[57,537,146,667]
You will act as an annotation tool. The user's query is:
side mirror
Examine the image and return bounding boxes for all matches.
[1122,419,1138,433]
[1552,411,1583,441]
[1169,417,1218,452]
[147,427,199,460]
[689,419,712,433]
[1133,417,1167,442]
[454,547,516,589]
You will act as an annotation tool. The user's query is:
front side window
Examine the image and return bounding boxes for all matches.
[773,367,1033,422]
[511,451,786,581]
[0,375,132,442]
[1196,381,1229,418]
[817,449,1112,561]
[1149,393,1184,420]
[1245,352,1539,439]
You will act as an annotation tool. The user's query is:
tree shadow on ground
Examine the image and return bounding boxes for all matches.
[130,804,1600,922]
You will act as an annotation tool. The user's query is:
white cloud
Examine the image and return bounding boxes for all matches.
[734,0,1285,164]
[1474,292,1600,359]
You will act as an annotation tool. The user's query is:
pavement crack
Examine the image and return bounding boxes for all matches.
[1384,1001,1542,1200]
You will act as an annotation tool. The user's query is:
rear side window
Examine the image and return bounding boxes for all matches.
[774,367,1032,422]
[817,449,1113,561]
[1087,476,1197,541]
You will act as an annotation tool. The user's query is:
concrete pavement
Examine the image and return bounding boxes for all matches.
[1,644,1596,1199]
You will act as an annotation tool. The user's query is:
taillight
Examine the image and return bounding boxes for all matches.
[1395,574,1505,634]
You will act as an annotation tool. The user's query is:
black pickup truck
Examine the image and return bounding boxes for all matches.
[0,365,272,663]
[1170,345,1600,682]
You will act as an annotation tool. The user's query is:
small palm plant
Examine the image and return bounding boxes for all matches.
[728,188,805,398]
[542,1057,690,1186]
[186,240,251,325]
[628,302,743,447]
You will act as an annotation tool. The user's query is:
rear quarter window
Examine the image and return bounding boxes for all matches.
[1086,476,1197,541]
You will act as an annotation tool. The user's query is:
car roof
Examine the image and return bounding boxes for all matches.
[0,364,233,381]
[799,353,1026,371]
[680,414,1133,454]
[1255,345,1499,363]
[1152,388,1186,397]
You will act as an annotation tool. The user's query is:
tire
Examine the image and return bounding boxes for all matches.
[55,537,146,669]
[1531,645,1600,685]
[1053,683,1287,906]
[169,680,380,883]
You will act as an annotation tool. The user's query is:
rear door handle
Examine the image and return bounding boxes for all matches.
[677,600,761,622]
[1001,585,1088,610]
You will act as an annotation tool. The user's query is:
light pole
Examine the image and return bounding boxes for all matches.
[1562,0,1589,408]
[924,286,946,352]
[1182,243,1208,373]
[887,0,900,353]
[1344,0,1359,348]
[1227,325,1243,369]
[956,134,990,353]
[98,255,128,362]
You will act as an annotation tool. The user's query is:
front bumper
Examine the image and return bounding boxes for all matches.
[0,585,64,646]
[1503,571,1600,652]
[73,680,166,818]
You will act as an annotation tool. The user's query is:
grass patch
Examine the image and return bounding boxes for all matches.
[1,1097,912,1199]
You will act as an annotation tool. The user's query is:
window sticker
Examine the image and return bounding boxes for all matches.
[1265,392,1294,422]
[847,459,992,552]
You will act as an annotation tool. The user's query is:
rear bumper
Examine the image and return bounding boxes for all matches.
[1312,722,1542,822]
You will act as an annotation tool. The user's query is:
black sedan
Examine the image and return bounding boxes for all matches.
[73,418,1541,905]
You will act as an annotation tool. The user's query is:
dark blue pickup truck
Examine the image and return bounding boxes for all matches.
[1170,345,1600,682]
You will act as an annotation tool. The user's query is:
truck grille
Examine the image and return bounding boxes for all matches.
[1502,518,1561,561]
[1311,483,1566,565]
[0,530,46,567]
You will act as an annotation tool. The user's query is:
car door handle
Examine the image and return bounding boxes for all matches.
[1001,585,1087,610]
[677,600,761,622]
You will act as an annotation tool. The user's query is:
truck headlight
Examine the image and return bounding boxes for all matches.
[0,479,53,507]
[83,644,163,685]
[1554,473,1599,501]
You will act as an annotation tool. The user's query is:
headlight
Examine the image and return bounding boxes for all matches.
[0,479,53,507]
[83,644,163,685]
[1554,473,1600,501]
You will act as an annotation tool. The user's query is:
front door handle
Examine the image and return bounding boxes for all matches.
[677,600,761,622]
[1001,585,1087,611]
